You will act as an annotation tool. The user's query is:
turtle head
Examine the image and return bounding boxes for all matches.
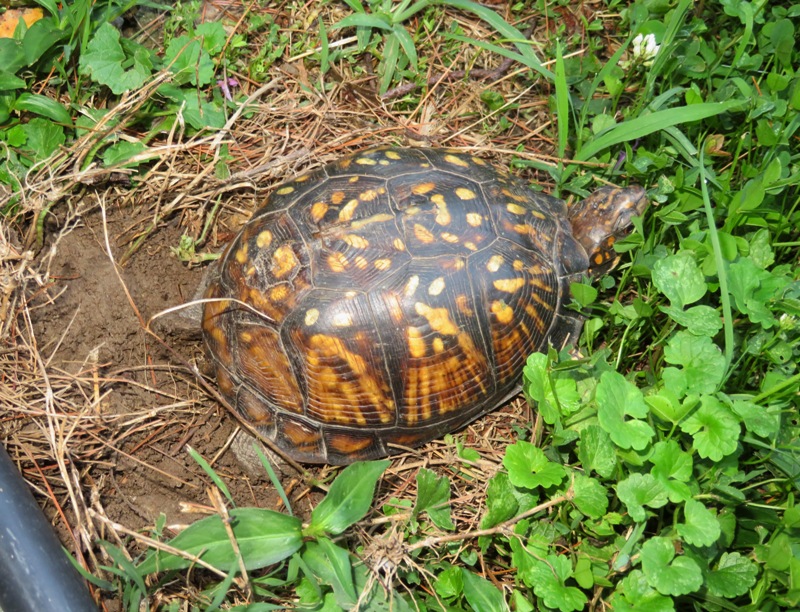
[569,185,648,276]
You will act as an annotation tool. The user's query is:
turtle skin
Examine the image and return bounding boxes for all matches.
[202,147,646,464]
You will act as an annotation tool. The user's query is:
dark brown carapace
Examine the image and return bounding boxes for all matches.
[202,147,647,464]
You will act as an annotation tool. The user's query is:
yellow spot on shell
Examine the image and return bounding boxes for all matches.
[456,187,476,200]
[350,213,394,230]
[374,258,392,270]
[359,189,379,201]
[428,277,446,296]
[328,252,348,272]
[513,224,532,235]
[412,182,436,195]
[240,331,252,342]
[311,201,329,221]
[270,285,289,301]
[414,224,435,244]
[404,275,419,297]
[271,245,298,278]
[441,232,459,243]
[466,213,483,227]
[506,203,527,215]
[256,230,273,248]
[343,234,370,249]
[494,278,526,293]
[356,157,377,165]
[513,259,525,271]
[331,191,346,205]
[393,238,406,251]
[464,241,478,251]
[444,153,468,167]
[432,194,450,225]
[432,337,445,353]
[349,176,360,183]
[332,312,353,327]
[386,150,401,160]
[487,255,504,272]
[354,255,369,269]
[408,327,426,358]
[491,300,514,324]
[471,156,487,165]
[339,199,359,222]
[276,185,294,195]
[305,309,320,326]
[502,188,527,202]
[415,302,459,335]
[235,244,248,264]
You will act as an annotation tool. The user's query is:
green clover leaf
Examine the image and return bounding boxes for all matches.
[640,537,703,596]
[596,371,655,450]
[503,441,566,490]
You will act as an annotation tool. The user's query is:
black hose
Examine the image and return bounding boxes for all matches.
[0,444,96,611]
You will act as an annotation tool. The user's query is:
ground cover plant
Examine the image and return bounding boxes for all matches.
[1,0,798,610]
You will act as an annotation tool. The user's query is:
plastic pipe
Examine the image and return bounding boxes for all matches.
[0,444,96,611]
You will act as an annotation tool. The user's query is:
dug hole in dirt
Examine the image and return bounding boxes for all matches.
[34,205,316,522]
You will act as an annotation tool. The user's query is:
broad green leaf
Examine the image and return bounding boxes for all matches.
[680,395,739,461]
[524,359,584,421]
[481,472,519,529]
[519,553,587,612]
[0,71,25,91]
[705,552,759,598]
[503,441,566,490]
[640,537,703,596]
[302,539,357,608]
[576,424,617,478]
[164,35,215,86]
[136,508,303,575]
[79,23,152,94]
[596,371,655,451]
[19,117,64,161]
[677,499,720,546]
[195,21,227,55]
[730,398,780,439]
[660,304,723,336]
[434,566,464,599]
[662,331,726,396]
[461,569,510,612]
[414,468,454,530]
[13,92,72,125]
[611,570,675,612]
[649,440,693,503]
[102,141,148,167]
[729,257,789,328]
[572,474,608,519]
[652,254,706,308]
[616,473,668,522]
[308,460,390,536]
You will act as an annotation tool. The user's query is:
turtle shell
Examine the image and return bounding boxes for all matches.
[202,147,593,464]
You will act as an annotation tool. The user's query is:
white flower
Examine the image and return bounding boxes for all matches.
[631,33,660,66]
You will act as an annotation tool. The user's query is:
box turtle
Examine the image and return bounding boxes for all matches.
[202,147,647,464]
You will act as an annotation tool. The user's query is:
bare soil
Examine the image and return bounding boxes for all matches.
[29,205,301,534]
